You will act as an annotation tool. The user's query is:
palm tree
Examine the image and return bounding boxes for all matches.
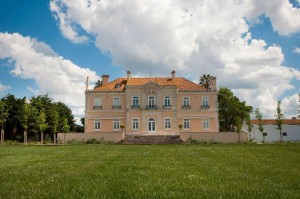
[94,80,102,88]
[199,74,213,91]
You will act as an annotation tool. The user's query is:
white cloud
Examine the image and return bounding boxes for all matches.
[0,32,99,119]
[0,82,10,94]
[293,47,300,54]
[49,0,300,118]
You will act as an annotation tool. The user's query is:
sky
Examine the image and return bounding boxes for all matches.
[0,0,300,123]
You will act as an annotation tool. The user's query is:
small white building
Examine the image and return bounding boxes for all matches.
[243,118,300,143]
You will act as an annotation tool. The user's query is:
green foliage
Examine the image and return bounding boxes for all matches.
[0,100,8,128]
[199,74,213,90]
[0,145,299,198]
[275,100,284,142]
[38,110,48,134]
[255,108,265,142]
[218,88,252,132]
[61,118,70,133]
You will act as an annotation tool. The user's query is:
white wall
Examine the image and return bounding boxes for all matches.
[243,124,300,143]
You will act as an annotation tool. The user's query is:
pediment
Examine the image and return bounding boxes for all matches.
[143,81,160,88]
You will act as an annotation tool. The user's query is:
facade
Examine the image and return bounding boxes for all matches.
[243,118,300,142]
[84,71,219,136]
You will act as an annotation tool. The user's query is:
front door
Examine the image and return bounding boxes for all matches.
[148,118,156,133]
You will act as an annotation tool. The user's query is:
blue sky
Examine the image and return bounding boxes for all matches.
[0,0,300,121]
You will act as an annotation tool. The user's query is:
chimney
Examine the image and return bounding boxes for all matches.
[127,71,131,80]
[211,77,217,91]
[171,70,176,81]
[86,76,89,91]
[102,75,109,86]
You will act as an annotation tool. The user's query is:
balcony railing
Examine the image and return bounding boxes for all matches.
[93,105,102,109]
[131,105,140,109]
[146,105,157,110]
[112,105,121,109]
[182,105,191,109]
[163,105,172,109]
[201,105,210,109]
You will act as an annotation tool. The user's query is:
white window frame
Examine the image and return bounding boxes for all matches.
[203,118,209,130]
[183,97,190,107]
[113,97,120,107]
[202,97,209,107]
[93,97,102,109]
[164,96,171,107]
[94,120,101,131]
[132,118,139,130]
[164,118,171,129]
[148,96,155,107]
[132,96,139,107]
[183,119,190,130]
[113,119,120,130]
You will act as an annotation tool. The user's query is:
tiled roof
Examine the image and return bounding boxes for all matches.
[251,119,300,125]
[92,77,207,92]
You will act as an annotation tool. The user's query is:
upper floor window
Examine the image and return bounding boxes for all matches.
[94,120,101,130]
[164,118,171,129]
[203,119,209,130]
[147,96,156,109]
[202,97,210,109]
[164,96,171,108]
[113,97,120,108]
[132,96,139,108]
[113,119,120,130]
[93,97,102,109]
[183,97,190,108]
[132,118,139,130]
[184,119,190,129]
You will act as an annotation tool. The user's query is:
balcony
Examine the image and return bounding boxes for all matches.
[182,105,191,109]
[146,105,157,110]
[93,105,102,109]
[163,105,172,109]
[112,105,121,109]
[201,105,210,109]
[131,105,140,109]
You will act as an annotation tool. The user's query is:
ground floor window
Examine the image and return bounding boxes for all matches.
[184,119,190,129]
[203,119,209,130]
[113,119,120,130]
[132,118,139,130]
[164,118,171,129]
[94,120,101,130]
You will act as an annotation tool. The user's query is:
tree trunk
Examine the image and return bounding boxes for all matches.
[238,133,241,143]
[41,132,44,144]
[54,134,56,144]
[24,131,27,145]
[1,129,4,144]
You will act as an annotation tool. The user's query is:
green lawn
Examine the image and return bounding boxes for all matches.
[0,144,299,199]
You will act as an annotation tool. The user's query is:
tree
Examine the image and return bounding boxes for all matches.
[199,74,213,91]
[218,87,252,132]
[38,110,48,144]
[245,114,253,141]
[0,100,8,144]
[94,80,102,88]
[61,118,70,144]
[55,101,75,132]
[236,116,242,142]
[18,98,31,144]
[275,100,284,142]
[255,108,265,143]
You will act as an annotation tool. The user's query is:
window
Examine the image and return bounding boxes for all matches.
[113,97,120,108]
[113,119,120,130]
[132,118,139,130]
[203,119,209,130]
[183,97,190,108]
[164,96,171,107]
[148,96,156,109]
[132,96,139,108]
[93,97,102,109]
[282,132,287,136]
[202,97,210,108]
[94,120,101,130]
[263,132,267,136]
[184,119,190,129]
[164,118,171,129]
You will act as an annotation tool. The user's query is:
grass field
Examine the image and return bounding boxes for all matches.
[0,144,299,199]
